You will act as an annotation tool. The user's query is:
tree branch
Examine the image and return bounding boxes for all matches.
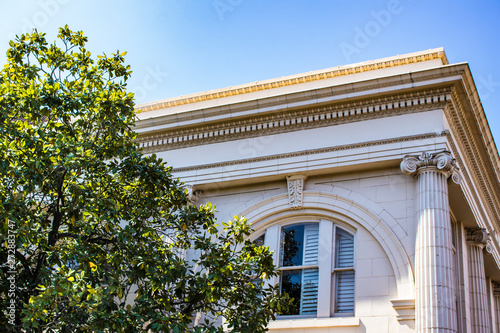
[15,250,33,280]
[57,232,116,245]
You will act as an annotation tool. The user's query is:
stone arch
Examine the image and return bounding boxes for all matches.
[237,185,415,300]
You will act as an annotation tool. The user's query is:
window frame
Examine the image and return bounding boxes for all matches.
[278,223,320,317]
[253,218,356,319]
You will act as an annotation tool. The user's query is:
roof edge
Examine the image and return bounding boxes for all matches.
[135,48,448,113]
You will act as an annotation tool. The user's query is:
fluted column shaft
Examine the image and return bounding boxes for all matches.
[466,228,491,332]
[493,283,500,333]
[401,151,461,333]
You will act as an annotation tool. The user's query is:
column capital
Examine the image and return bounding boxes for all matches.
[466,228,490,248]
[493,282,500,296]
[400,150,461,184]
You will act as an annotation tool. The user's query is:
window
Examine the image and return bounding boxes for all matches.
[257,220,355,318]
[279,223,319,315]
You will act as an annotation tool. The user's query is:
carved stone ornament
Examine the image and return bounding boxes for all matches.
[466,228,490,248]
[287,175,306,209]
[400,150,461,184]
[186,185,202,204]
[493,282,500,296]
[485,242,494,254]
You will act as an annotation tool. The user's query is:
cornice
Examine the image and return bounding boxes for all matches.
[138,88,451,152]
[171,132,446,173]
[444,129,500,266]
[136,49,447,114]
[134,67,462,131]
[460,65,500,182]
[444,92,500,231]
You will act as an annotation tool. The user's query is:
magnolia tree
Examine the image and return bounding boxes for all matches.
[0,27,286,332]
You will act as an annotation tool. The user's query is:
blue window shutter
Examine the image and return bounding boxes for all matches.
[334,229,355,313]
[301,268,319,314]
[335,271,355,313]
[335,229,354,268]
[300,224,319,314]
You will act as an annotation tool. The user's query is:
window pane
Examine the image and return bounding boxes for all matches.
[280,225,304,267]
[250,234,266,285]
[279,223,320,316]
[335,229,354,268]
[281,270,302,315]
[335,270,355,313]
[253,234,265,247]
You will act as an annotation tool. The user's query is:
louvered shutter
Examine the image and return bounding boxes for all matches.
[335,271,355,313]
[300,224,319,314]
[334,229,355,313]
[335,229,354,267]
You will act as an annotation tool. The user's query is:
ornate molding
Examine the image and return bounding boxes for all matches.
[391,299,415,321]
[172,132,446,173]
[186,185,202,204]
[443,131,500,265]
[493,282,500,296]
[466,228,490,248]
[287,175,306,209]
[400,150,461,184]
[136,49,447,113]
[444,94,500,234]
[138,88,451,152]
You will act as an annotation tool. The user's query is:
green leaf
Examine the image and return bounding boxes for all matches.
[0,25,280,333]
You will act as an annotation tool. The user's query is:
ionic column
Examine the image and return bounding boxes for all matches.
[401,151,461,333]
[466,228,491,332]
[493,282,500,333]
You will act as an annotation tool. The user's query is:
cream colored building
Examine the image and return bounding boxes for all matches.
[135,49,500,333]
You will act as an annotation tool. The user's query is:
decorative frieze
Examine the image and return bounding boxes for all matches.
[286,175,306,209]
[139,88,451,152]
[173,132,446,173]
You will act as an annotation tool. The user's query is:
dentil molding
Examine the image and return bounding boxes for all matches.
[138,88,451,152]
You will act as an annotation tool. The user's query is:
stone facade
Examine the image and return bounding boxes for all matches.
[135,48,500,332]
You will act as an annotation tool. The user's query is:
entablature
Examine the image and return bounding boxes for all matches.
[137,87,451,153]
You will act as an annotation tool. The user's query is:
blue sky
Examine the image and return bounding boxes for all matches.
[1,0,500,146]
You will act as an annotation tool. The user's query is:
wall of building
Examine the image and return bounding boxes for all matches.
[136,49,500,332]
[193,166,417,332]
